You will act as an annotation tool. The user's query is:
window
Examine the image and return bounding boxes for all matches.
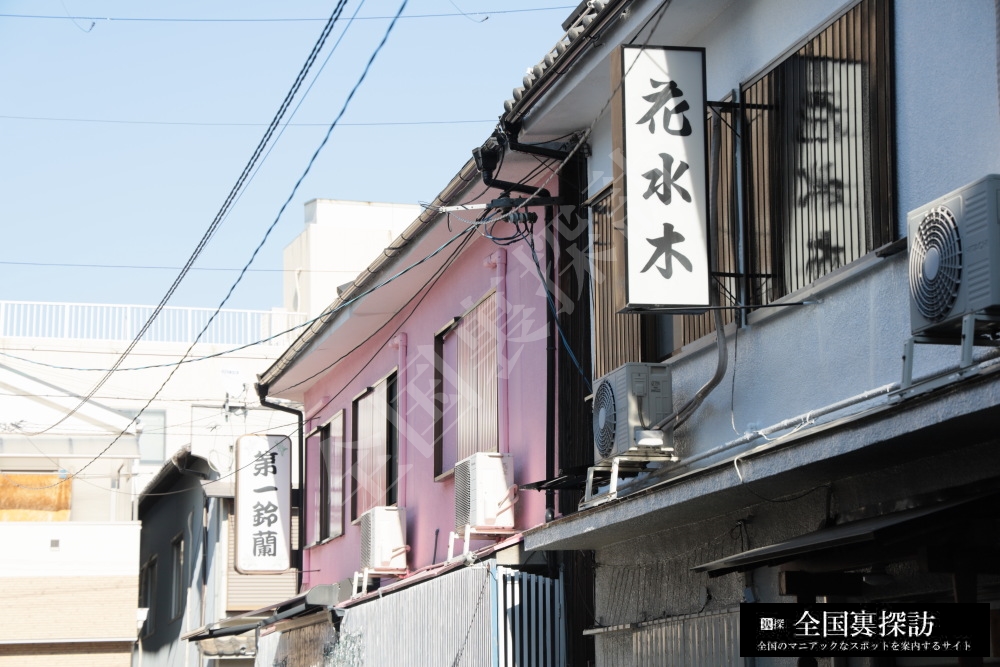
[675,0,895,346]
[742,0,895,306]
[677,101,740,344]
[590,189,672,377]
[317,411,345,542]
[351,373,398,521]
[122,409,167,464]
[434,293,499,476]
[139,556,156,637]
[170,534,184,621]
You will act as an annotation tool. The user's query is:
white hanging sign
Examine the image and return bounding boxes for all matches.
[235,434,292,574]
[617,46,709,310]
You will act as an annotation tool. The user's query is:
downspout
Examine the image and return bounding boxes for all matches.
[650,110,727,432]
[390,334,408,504]
[490,128,574,518]
[200,498,209,644]
[476,166,558,519]
[544,215,557,519]
[484,250,509,455]
[254,382,305,594]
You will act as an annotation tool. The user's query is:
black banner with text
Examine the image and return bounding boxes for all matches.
[740,603,990,658]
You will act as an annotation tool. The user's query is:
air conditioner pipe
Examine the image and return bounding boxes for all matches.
[475,158,558,517]
[255,382,306,594]
[650,110,727,432]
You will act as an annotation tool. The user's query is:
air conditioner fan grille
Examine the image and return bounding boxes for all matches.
[910,206,962,322]
[593,380,616,459]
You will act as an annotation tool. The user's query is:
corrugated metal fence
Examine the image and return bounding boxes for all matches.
[598,607,741,667]
[332,564,565,666]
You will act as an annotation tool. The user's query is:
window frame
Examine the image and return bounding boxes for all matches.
[316,410,345,543]
[739,0,896,310]
[433,291,500,478]
[169,533,184,622]
[139,555,157,637]
[121,408,167,464]
[589,186,671,377]
[671,0,896,348]
[350,372,399,523]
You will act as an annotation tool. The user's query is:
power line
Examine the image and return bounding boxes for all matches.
[0,222,485,376]
[25,0,353,439]
[0,114,495,128]
[0,259,392,272]
[0,7,573,23]
[33,0,410,488]
[291,228,475,414]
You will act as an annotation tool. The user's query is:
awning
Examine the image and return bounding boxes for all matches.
[691,491,996,577]
[190,631,257,658]
[521,465,593,491]
[183,584,341,644]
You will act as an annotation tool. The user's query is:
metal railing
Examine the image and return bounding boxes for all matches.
[0,300,307,347]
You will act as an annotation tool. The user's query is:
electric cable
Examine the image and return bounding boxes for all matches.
[25,0,353,438]
[0,6,574,23]
[487,0,676,221]
[0,259,348,271]
[278,228,476,403]
[4,424,300,497]
[438,2,680,401]
[0,216,485,376]
[0,114,496,128]
[16,0,410,488]
[524,227,592,392]
[16,0,678,486]
[233,0,670,414]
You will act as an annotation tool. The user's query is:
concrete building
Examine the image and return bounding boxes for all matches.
[505,0,1000,665]
[0,367,140,666]
[0,199,419,666]
[238,150,574,665]
[283,199,422,319]
[0,304,297,667]
[179,1,1000,664]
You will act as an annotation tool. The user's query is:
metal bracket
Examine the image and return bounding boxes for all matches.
[578,454,675,510]
[436,196,561,213]
[898,311,1000,397]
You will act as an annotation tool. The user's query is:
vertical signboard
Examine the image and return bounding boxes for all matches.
[613,46,709,311]
[235,434,292,574]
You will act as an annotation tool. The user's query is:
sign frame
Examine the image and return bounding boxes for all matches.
[235,434,292,574]
[611,45,711,312]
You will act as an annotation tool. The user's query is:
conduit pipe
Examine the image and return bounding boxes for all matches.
[664,344,1000,476]
[671,382,900,472]
[255,383,306,593]
[651,110,726,432]
[477,162,558,517]
[485,250,510,455]
[390,334,408,504]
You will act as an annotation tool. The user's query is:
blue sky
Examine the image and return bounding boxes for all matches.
[0,1,573,311]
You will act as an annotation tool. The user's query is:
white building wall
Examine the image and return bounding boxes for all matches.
[895,0,1000,216]
[282,199,422,319]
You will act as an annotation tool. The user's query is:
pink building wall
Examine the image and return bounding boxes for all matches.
[298,222,553,588]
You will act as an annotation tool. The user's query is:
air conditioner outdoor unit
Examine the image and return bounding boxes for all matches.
[592,362,673,463]
[454,452,516,533]
[359,505,407,574]
[909,174,1000,337]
